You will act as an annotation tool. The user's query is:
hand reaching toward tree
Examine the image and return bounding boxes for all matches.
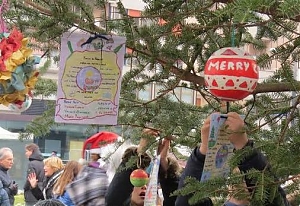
[200,112,248,155]
[200,114,213,155]
[137,128,160,154]
[223,112,248,150]
[158,138,171,172]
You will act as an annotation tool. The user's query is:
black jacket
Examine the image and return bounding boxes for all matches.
[0,166,16,206]
[105,147,179,206]
[24,149,45,205]
[175,141,290,206]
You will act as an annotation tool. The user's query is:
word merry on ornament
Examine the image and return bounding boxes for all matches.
[206,59,259,73]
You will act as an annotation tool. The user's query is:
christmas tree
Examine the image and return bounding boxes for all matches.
[2,0,300,205]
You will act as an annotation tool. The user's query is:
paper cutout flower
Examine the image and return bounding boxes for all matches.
[7,28,23,51]
[0,28,40,109]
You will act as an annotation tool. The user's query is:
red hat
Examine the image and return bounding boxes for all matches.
[82,131,119,158]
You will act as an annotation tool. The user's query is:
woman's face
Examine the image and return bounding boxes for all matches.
[131,185,147,206]
[25,149,33,158]
[90,153,100,162]
[44,164,55,177]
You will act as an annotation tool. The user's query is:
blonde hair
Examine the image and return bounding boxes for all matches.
[53,160,82,196]
[44,156,64,172]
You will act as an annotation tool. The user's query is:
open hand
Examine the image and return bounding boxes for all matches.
[224,112,248,150]
[27,172,38,188]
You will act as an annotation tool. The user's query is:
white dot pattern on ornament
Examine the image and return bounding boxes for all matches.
[204,75,258,91]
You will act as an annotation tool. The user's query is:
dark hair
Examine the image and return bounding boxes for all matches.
[34,199,64,206]
[159,156,182,179]
[25,143,39,152]
[122,147,151,169]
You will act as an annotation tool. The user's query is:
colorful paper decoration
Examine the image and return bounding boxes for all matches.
[8,94,32,112]
[0,28,40,109]
[204,47,259,101]
[130,169,149,187]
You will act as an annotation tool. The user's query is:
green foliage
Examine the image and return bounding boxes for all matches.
[3,0,300,205]
[25,101,57,137]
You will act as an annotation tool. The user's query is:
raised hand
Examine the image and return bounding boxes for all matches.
[223,112,248,150]
[158,138,171,172]
[137,128,160,154]
[27,172,38,188]
[200,114,213,155]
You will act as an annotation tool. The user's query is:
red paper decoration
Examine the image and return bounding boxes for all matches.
[204,47,259,101]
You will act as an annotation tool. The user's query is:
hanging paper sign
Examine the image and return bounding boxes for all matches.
[144,155,161,206]
[200,113,235,182]
[204,47,259,101]
[55,32,126,125]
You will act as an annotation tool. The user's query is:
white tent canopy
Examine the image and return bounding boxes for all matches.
[0,127,20,139]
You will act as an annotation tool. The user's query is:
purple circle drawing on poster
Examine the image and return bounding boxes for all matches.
[76,66,101,92]
[215,145,228,168]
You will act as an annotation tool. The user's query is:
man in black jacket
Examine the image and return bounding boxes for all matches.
[176,112,290,206]
[0,147,18,206]
[24,143,45,206]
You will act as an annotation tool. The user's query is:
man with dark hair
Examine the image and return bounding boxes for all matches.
[51,151,57,157]
[0,147,18,206]
[24,143,45,206]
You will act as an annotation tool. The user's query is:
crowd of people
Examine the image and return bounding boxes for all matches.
[0,112,295,205]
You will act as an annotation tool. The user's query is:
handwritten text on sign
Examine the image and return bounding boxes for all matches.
[55,33,126,125]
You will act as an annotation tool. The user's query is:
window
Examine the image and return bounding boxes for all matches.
[138,84,152,101]
[195,92,202,106]
[181,88,194,104]
[154,84,164,98]
[72,5,82,17]
[125,57,139,66]
[140,18,155,27]
[169,88,181,102]
[110,6,122,20]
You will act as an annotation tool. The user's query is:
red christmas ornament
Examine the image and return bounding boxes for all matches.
[204,47,259,101]
[130,169,149,187]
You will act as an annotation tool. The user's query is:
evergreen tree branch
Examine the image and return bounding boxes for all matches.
[21,0,300,94]
[213,0,300,22]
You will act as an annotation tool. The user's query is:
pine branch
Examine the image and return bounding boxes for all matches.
[212,0,300,22]
[21,0,300,94]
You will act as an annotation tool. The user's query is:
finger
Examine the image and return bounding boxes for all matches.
[143,128,159,135]
[165,135,175,140]
[226,114,244,126]
[162,139,171,148]
[227,112,242,121]
[204,115,212,124]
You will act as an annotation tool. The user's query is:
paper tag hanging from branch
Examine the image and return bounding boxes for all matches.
[144,155,161,206]
[55,32,126,125]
